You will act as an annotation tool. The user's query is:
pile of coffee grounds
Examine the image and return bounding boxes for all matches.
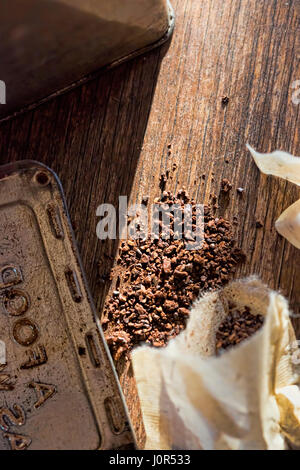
[102,190,245,361]
[216,306,264,353]
[221,178,232,193]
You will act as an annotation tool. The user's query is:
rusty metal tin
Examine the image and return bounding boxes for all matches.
[0,0,174,121]
[0,161,136,450]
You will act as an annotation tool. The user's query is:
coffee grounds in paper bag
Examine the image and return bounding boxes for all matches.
[215,305,264,353]
[132,277,300,450]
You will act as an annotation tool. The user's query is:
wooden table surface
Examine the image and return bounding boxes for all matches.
[0,0,299,443]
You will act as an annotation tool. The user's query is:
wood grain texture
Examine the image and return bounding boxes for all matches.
[0,0,299,446]
[131,0,300,316]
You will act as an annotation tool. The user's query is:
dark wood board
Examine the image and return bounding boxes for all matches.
[0,0,299,446]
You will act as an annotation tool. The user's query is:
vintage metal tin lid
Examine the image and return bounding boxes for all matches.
[0,161,136,450]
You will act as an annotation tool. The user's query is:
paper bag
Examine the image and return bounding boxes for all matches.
[132,277,300,449]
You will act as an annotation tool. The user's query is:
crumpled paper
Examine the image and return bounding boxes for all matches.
[132,278,300,450]
[246,145,300,249]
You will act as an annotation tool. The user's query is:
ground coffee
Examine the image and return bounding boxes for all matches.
[216,305,264,353]
[102,190,246,360]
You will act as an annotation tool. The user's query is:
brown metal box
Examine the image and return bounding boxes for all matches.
[0,161,136,450]
[0,0,174,120]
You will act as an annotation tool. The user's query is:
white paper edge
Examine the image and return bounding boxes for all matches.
[246,144,300,186]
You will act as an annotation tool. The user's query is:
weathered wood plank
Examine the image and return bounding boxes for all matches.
[130,0,300,318]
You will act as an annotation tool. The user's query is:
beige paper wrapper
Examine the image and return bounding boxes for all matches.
[132,278,300,450]
[246,145,300,249]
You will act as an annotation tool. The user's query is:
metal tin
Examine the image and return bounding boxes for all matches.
[0,0,174,121]
[0,161,136,450]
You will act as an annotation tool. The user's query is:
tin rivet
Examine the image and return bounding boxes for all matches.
[35,171,50,186]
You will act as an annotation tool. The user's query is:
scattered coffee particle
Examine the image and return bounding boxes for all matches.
[233,216,239,226]
[216,306,264,353]
[221,178,233,193]
[140,254,149,264]
[142,195,149,205]
[159,173,168,191]
[221,96,229,106]
[162,258,172,274]
[256,220,263,228]
[178,307,190,316]
[102,191,245,360]
[210,193,219,210]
